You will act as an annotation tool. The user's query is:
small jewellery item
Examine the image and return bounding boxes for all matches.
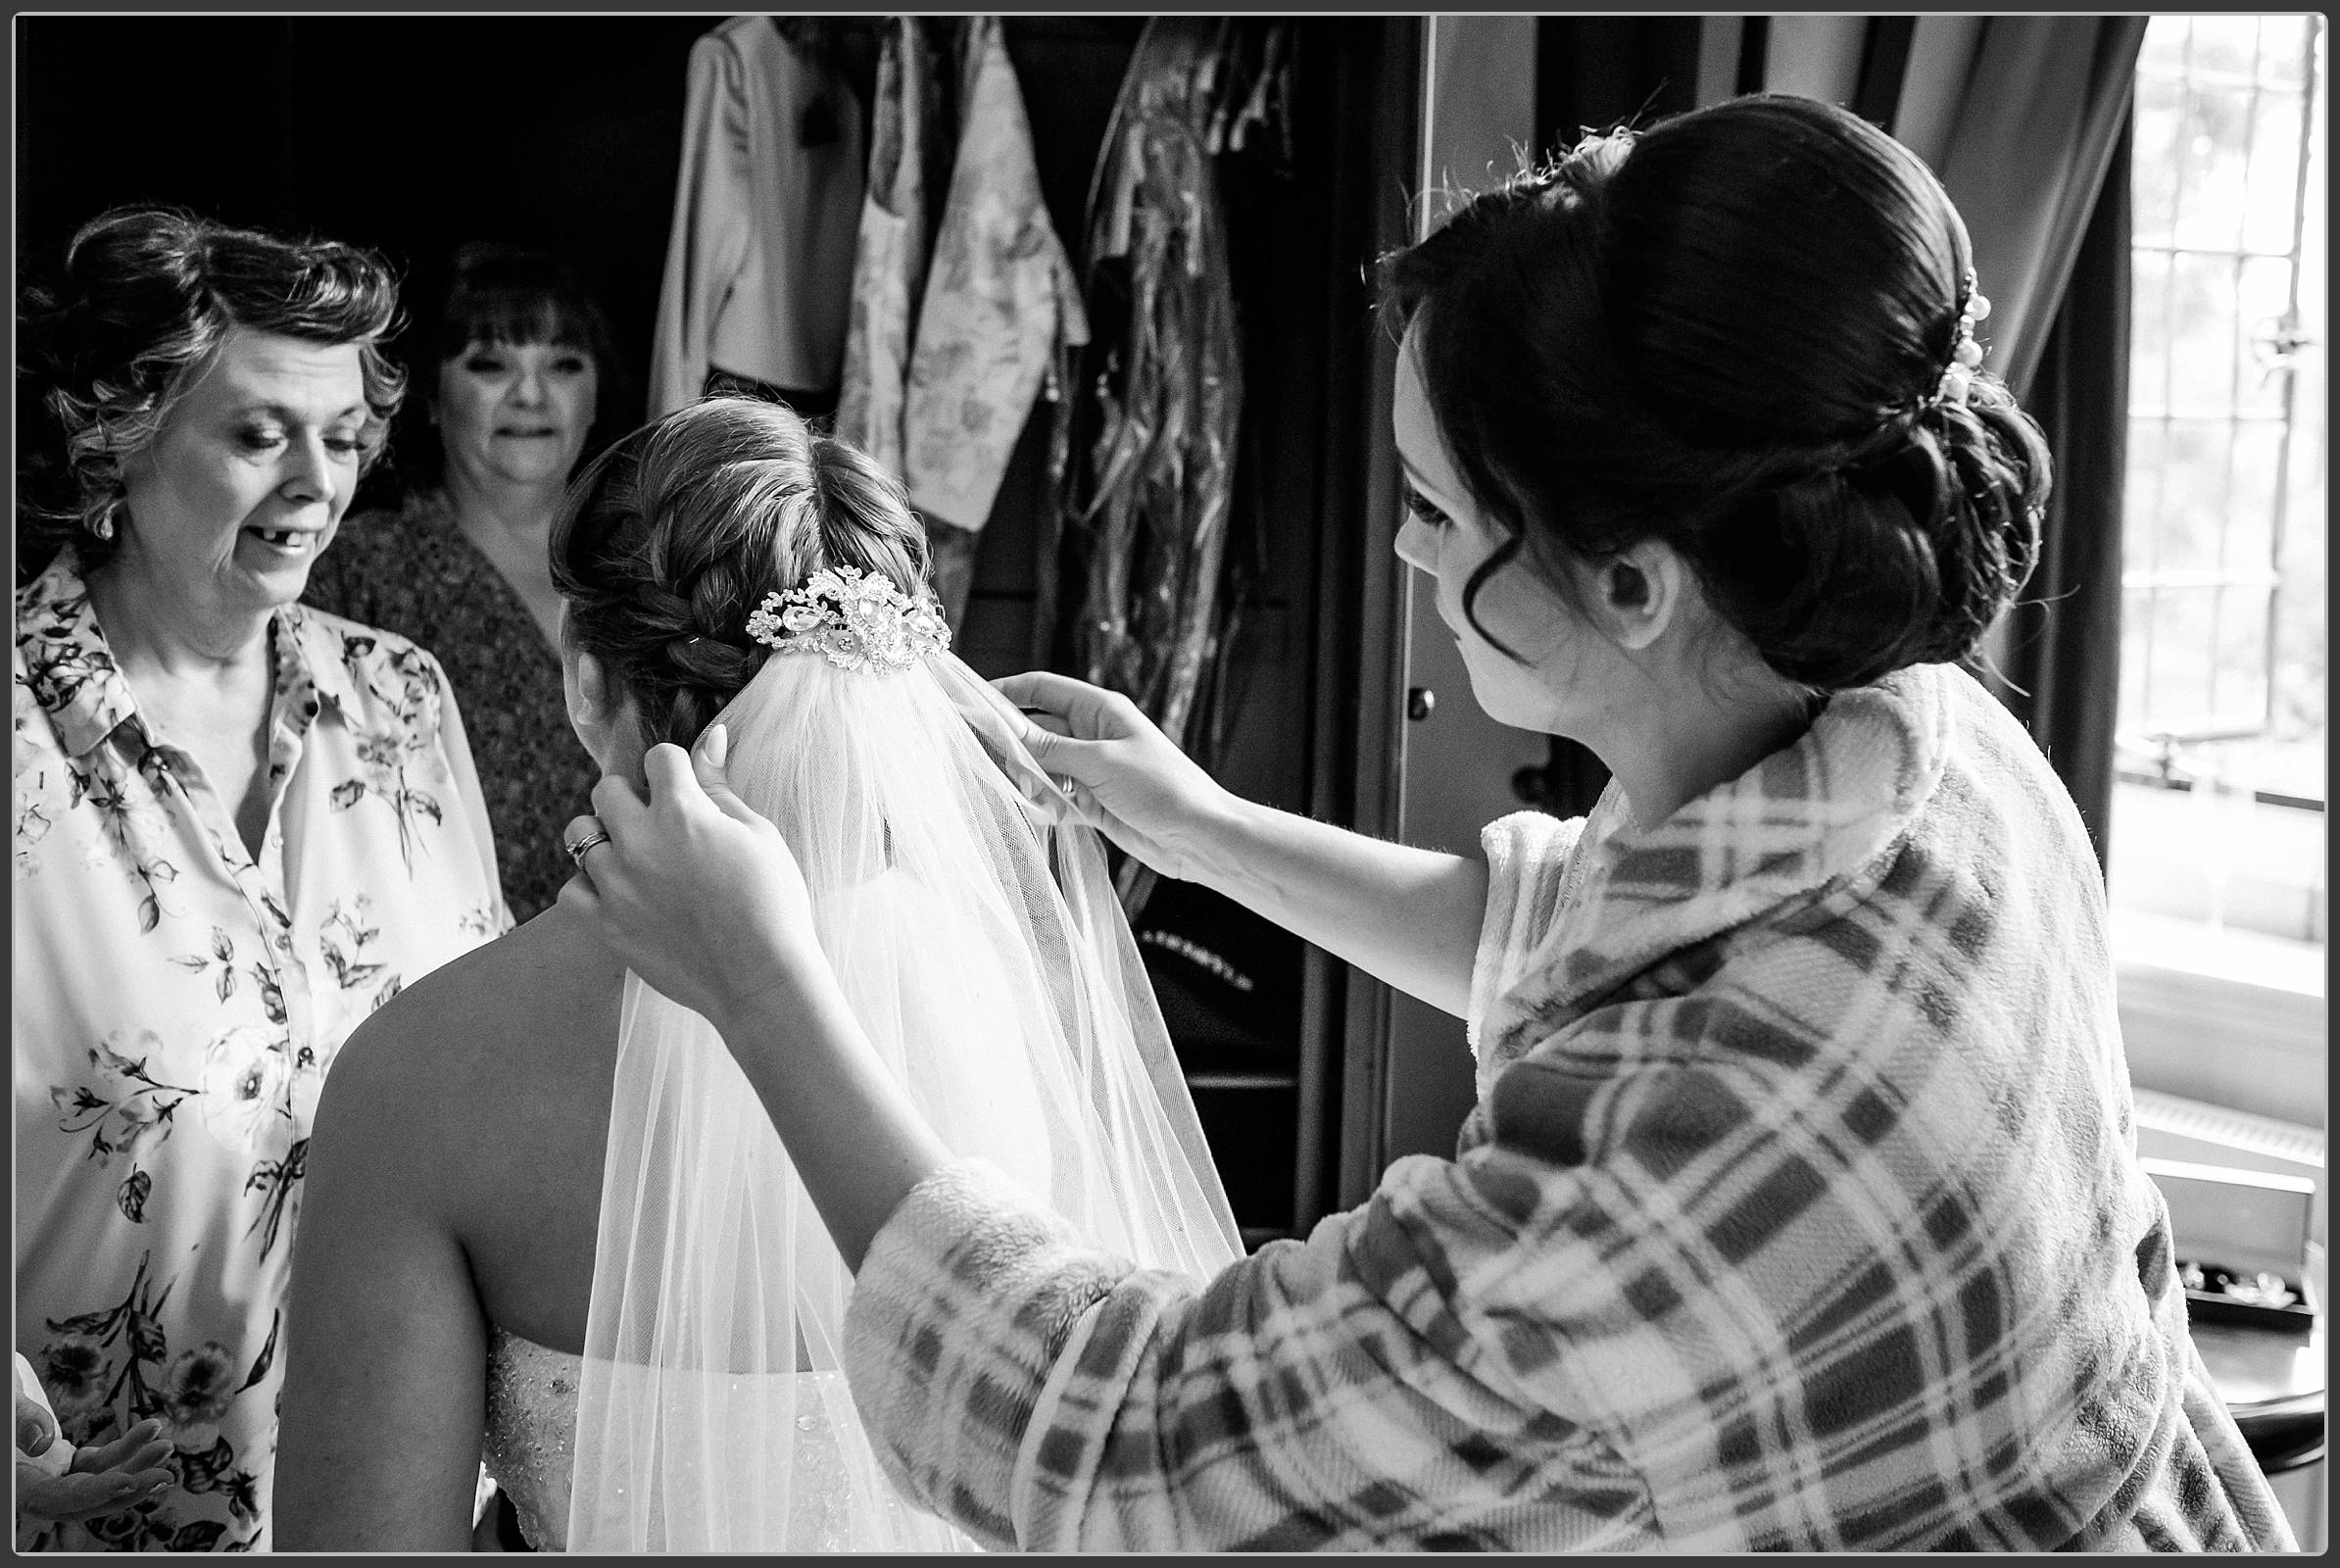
[566,828,613,865]
[745,565,950,675]
[1934,270,1992,410]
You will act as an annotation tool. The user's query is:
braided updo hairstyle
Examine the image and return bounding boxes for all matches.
[1378,94,2052,691]
[551,396,931,749]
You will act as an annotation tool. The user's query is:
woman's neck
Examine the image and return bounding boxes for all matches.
[82,549,272,679]
[1583,653,1818,833]
[441,461,570,646]
[441,462,566,567]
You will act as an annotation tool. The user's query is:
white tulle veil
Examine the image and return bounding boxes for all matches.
[563,637,1244,1551]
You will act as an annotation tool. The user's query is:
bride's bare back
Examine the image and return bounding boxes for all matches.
[272,905,631,1547]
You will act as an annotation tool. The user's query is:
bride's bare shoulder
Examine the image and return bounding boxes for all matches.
[315,903,625,1142]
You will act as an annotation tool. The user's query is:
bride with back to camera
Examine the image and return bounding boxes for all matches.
[270,395,1243,1550]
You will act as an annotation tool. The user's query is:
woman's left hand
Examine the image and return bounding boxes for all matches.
[17,1421,175,1524]
[15,1354,172,1525]
[558,724,823,1032]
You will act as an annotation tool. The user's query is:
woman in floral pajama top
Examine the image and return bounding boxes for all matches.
[14,210,504,1551]
[564,98,2294,1550]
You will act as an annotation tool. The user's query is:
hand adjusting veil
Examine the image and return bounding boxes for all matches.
[566,574,1243,1551]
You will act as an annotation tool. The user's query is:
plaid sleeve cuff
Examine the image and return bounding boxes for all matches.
[843,1157,1135,1548]
[1472,809,1584,1052]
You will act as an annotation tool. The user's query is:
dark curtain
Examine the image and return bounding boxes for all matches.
[1994,117,2133,868]
[1851,18,1918,127]
[1903,16,2146,870]
[1536,16,1703,146]
[1928,18,2149,403]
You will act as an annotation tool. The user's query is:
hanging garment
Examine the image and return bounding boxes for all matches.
[898,17,1090,630]
[1047,20,1249,757]
[650,16,865,416]
[836,18,941,484]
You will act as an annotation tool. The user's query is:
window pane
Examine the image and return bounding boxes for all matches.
[2140,14,2192,76]
[2174,81,2258,250]
[2134,74,2187,246]
[2189,15,2266,82]
[2130,250,2175,409]
[2168,252,2243,416]
[2256,13,2315,88]
[2150,584,2220,733]
[2270,589,2324,742]
[2120,584,2157,737]
[2244,85,2309,253]
[2222,419,2284,569]
[2154,418,2232,575]
[2114,17,2323,972]
[2270,561,2326,754]
[2270,17,2325,760]
[2123,416,2169,570]
[2272,431,2326,748]
[2124,587,2152,739]
[2210,582,2272,723]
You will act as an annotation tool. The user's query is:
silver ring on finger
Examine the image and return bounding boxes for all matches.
[565,828,613,866]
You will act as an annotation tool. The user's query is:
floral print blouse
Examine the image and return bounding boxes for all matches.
[303,486,603,924]
[13,550,506,1551]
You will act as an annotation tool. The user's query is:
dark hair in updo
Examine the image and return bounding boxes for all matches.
[1377,93,2051,690]
[16,206,407,579]
[551,396,932,750]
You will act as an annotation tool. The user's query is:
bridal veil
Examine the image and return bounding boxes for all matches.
[564,635,1243,1550]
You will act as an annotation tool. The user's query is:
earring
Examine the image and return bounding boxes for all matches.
[89,500,121,542]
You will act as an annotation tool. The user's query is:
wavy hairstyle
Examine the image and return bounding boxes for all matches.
[551,396,932,749]
[1378,94,2052,691]
[16,206,406,577]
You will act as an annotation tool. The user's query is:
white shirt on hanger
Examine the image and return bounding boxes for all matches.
[651,16,865,414]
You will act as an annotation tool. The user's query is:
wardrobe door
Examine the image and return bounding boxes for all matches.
[1366,15,1549,1177]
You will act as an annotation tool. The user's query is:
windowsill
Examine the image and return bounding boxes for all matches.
[2111,906,2327,999]
[2112,907,2328,1132]
[2106,780,2326,949]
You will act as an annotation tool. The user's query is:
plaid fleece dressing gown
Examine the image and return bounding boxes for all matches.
[840,662,2297,1552]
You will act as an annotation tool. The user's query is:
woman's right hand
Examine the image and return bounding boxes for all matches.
[991,671,1239,884]
[559,725,825,1036]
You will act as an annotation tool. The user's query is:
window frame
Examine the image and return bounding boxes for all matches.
[2116,14,2326,812]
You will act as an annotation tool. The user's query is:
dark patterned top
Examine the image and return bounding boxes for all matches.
[304,489,599,923]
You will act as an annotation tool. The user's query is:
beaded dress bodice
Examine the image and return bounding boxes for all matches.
[482,1327,581,1550]
[481,1324,959,1551]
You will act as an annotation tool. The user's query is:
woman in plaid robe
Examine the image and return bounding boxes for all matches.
[561,96,2295,1551]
